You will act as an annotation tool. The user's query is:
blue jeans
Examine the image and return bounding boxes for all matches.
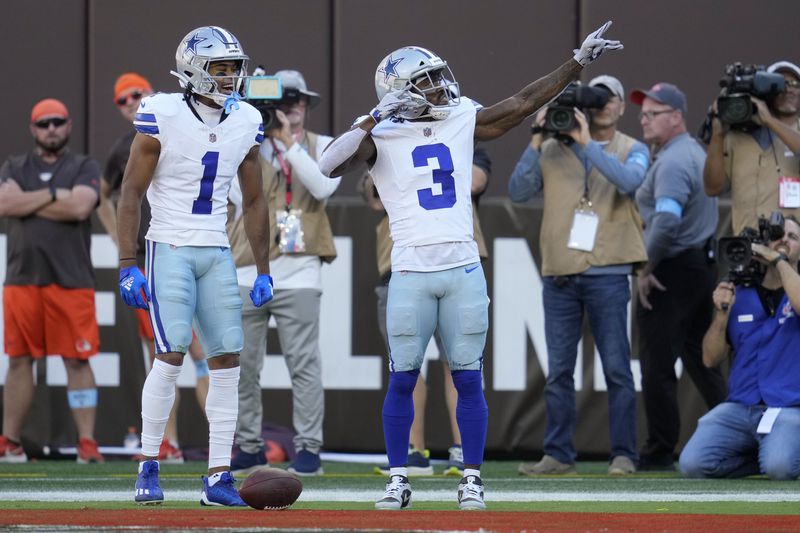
[679,402,800,480]
[542,274,637,464]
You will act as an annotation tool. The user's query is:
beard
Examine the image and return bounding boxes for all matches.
[35,135,69,155]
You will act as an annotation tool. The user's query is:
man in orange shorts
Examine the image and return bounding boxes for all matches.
[0,98,103,463]
[97,73,209,463]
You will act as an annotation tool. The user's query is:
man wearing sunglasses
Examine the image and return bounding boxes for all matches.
[0,98,103,464]
[228,69,340,477]
[631,83,727,471]
[704,61,800,235]
[98,72,210,465]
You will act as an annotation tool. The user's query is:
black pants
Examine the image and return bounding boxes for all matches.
[637,249,727,460]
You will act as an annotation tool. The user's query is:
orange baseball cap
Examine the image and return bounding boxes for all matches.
[31,98,69,123]
[114,72,152,102]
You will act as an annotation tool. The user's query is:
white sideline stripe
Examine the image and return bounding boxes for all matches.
[2,489,799,503]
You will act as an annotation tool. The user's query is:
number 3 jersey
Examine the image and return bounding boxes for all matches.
[370,96,480,272]
[134,93,264,247]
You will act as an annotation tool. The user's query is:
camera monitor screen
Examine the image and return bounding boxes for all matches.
[245,76,282,100]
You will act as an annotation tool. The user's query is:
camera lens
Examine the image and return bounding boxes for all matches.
[723,240,748,263]
[718,95,753,125]
[546,108,575,132]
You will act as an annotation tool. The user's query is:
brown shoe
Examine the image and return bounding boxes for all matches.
[608,455,636,475]
[518,455,576,476]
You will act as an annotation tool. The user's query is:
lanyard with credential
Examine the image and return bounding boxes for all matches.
[270,139,292,209]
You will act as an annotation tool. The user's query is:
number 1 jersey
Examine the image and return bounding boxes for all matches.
[134,93,264,247]
[370,97,479,272]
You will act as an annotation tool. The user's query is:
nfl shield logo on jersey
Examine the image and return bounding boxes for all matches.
[423,127,432,137]
[209,133,217,143]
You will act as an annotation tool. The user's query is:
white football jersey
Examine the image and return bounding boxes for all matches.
[135,93,264,246]
[371,97,479,271]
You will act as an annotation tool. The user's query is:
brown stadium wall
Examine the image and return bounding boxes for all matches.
[0,0,797,456]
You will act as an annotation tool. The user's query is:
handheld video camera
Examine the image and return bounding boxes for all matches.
[717,63,785,127]
[244,67,284,130]
[542,82,610,134]
[718,211,785,287]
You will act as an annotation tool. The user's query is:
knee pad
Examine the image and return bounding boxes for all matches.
[220,326,244,354]
[165,322,193,353]
[194,358,209,379]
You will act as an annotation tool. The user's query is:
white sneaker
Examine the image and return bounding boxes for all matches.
[375,475,412,510]
[457,475,486,510]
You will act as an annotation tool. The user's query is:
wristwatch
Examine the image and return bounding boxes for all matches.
[770,253,789,266]
[49,185,57,203]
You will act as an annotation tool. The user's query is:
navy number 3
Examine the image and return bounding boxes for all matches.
[413,143,456,210]
[192,151,219,215]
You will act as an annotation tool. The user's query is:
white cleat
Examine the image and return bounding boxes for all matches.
[458,475,486,510]
[375,475,412,510]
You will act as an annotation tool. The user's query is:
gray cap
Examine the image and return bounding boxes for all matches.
[588,75,624,100]
[768,60,800,80]
[630,82,688,116]
[275,70,321,108]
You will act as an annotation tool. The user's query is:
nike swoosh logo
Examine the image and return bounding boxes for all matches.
[465,265,479,274]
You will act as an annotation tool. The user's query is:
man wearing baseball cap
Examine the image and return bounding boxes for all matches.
[630,83,726,471]
[509,74,649,476]
[704,60,800,235]
[228,69,340,476]
[0,99,103,464]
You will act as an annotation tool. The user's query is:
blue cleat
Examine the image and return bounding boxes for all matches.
[134,460,164,505]
[200,471,247,507]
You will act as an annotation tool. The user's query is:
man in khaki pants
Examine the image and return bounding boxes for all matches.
[228,70,341,476]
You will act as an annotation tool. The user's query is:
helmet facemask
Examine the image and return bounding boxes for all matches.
[407,66,460,120]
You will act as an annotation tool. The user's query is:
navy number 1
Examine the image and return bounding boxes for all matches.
[192,151,219,215]
[413,143,456,210]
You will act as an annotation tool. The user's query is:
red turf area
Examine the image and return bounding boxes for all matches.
[1,509,799,532]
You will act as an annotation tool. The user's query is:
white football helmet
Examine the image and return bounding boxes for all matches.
[374,46,459,120]
[171,26,249,107]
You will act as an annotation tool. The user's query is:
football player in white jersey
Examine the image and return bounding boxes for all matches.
[116,26,273,507]
[319,22,623,510]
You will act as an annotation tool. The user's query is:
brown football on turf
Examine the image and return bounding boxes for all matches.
[239,467,303,510]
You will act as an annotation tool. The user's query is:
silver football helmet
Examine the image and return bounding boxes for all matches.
[374,46,459,120]
[171,26,249,107]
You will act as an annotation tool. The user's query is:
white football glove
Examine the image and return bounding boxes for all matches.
[573,20,623,67]
[370,90,428,123]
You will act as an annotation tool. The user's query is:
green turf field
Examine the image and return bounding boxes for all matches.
[1,460,798,514]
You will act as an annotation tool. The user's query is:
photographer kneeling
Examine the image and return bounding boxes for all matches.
[679,215,800,480]
[509,76,649,476]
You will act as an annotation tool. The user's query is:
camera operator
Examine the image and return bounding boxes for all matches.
[679,215,800,480]
[227,69,341,476]
[509,75,649,476]
[704,61,800,235]
[631,82,727,471]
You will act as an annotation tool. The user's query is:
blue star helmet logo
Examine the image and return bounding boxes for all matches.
[185,33,206,54]
[379,55,403,83]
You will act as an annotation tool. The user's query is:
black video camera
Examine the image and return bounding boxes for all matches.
[542,83,610,133]
[244,68,284,130]
[717,63,785,127]
[718,211,785,286]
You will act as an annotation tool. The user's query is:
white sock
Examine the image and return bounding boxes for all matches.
[464,468,481,479]
[140,359,182,457]
[389,467,408,478]
[206,366,240,470]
